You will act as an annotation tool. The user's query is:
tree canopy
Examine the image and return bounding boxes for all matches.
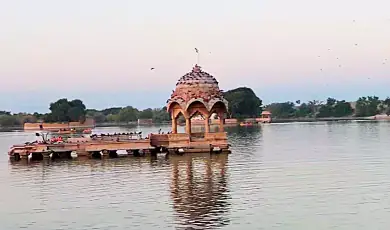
[266,98,354,119]
[355,96,381,117]
[45,98,87,122]
[316,98,353,118]
[139,108,154,119]
[265,102,296,118]
[85,106,170,124]
[223,87,262,118]
[3,92,390,127]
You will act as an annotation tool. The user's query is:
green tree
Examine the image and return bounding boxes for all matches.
[92,112,107,123]
[15,113,38,123]
[69,99,86,110]
[355,96,380,117]
[48,98,86,122]
[383,97,390,107]
[68,106,86,122]
[333,100,353,117]
[295,103,312,117]
[317,98,336,118]
[49,98,71,122]
[307,100,323,115]
[117,106,139,122]
[42,113,55,122]
[152,107,170,123]
[317,98,353,118]
[265,102,296,118]
[223,87,262,118]
[101,107,122,116]
[0,115,20,127]
[33,112,44,120]
[69,99,86,122]
[106,114,119,122]
[382,97,390,116]
[139,108,154,119]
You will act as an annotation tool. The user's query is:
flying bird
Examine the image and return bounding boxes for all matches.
[150,68,155,70]
[195,48,199,53]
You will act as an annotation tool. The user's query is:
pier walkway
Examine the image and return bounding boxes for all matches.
[8,132,229,161]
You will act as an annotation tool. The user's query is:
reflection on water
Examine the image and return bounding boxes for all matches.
[3,123,390,229]
[227,126,263,157]
[6,149,231,230]
[170,154,230,229]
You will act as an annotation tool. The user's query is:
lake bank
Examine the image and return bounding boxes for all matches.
[2,116,390,131]
[271,116,373,123]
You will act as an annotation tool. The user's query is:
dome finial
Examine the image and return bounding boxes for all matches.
[193,64,201,73]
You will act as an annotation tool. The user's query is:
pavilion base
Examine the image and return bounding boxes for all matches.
[150,132,230,155]
[167,148,231,155]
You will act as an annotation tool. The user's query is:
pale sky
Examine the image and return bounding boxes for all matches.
[1,0,390,113]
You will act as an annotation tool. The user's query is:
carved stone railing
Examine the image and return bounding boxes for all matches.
[204,132,227,141]
[167,133,190,142]
[150,134,169,146]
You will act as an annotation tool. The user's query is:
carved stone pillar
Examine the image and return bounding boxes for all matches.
[219,114,224,132]
[205,116,210,133]
[185,118,191,134]
[172,117,177,134]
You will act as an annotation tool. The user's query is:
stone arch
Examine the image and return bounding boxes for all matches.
[186,100,210,119]
[189,111,207,136]
[168,102,187,119]
[185,98,209,112]
[169,103,186,134]
[209,101,228,116]
[209,101,227,132]
[190,110,205,119]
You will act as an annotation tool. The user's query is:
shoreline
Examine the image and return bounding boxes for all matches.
[270,117,373,123]
[1,117,388,131]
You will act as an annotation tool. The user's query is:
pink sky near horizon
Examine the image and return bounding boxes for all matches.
[0,0,390,111]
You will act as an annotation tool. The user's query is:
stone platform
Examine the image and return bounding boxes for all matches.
[8,132,230,161]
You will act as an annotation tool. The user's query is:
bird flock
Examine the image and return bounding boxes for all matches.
[150,19,389,82]
[317,19,388,78]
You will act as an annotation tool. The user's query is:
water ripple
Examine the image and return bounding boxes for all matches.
[1,123,390,229]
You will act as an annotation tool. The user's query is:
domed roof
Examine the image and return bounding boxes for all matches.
[167,65,228,113]
[175,65,219,86]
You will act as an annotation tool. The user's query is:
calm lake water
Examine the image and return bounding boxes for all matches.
[1,121,390,230]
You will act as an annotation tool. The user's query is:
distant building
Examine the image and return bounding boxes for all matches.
[24,118,95,130]
[256,111,272,123]
[224,119,238,124]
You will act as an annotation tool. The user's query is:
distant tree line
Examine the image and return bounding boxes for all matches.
[85,106,170,124]
[265,96,390,119]
[1,90,390,127]
[0,104,171,128]
[0,98,88,127]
